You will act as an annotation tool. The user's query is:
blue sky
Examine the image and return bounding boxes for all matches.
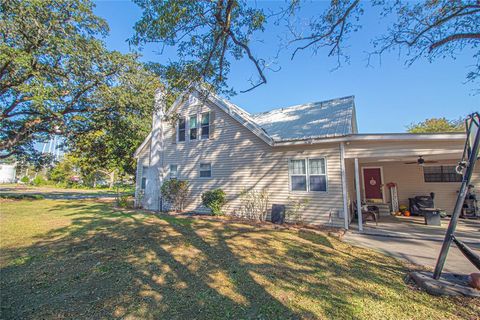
[94,0,478,133]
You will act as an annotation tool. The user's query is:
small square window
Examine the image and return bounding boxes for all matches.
[200,163,212,178]
[169,164,178,179]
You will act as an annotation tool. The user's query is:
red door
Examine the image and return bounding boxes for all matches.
[363,168,383,200]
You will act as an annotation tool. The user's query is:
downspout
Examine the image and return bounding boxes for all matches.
[340,142,349,230]
[158,108,165,212]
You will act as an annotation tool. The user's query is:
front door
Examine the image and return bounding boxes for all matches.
[363,168,383,201]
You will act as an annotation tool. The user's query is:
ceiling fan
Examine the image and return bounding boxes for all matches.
[404,156,438,165]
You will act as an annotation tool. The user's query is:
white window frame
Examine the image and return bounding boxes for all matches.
[189,114,198,141]
[169,164,178,179]
[177,117,186,143]
[288,157,328,193]
[199,163,212,178]
[200,111,211,140]
[141,165,148,190]
[289,159,307,192]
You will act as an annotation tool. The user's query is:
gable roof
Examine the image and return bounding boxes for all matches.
[134,87,357,157]
[251,96,356,142]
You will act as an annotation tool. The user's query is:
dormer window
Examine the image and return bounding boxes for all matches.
[189,115,197,140]
[201,112,210,139]
[178,118,186,142]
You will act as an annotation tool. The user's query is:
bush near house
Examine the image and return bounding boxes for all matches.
[236,188,270,221]
[160,179,190,212]
[201,189,227,216]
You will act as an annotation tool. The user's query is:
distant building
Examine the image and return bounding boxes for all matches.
[0,163,16,184]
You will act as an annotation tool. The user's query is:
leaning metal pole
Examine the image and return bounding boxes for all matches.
[433,113,480,279]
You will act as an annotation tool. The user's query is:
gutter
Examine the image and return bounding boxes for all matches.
[272,133,466,147]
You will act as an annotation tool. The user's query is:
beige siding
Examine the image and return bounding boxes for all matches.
[134,150,150,205]
[358,160,480,214]
[159,99,345,226]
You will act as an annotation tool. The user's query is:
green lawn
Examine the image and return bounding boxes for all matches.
[0,199,478,319]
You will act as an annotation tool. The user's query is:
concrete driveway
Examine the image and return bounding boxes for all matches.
[344,216,480,274]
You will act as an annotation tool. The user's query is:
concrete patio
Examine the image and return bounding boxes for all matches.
[344,215,480,274]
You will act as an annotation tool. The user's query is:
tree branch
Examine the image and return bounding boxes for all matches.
[290,0,360,60]
[429,33,480,52]
[228,31,266,92]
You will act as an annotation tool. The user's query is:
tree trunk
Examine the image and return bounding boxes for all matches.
[109,171,115,189]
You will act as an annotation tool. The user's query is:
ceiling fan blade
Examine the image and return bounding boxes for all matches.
[404,161,418,164]
[424,160,438,163]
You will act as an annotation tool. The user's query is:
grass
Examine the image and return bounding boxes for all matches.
[0,184,133,200]
[1,199,479,319]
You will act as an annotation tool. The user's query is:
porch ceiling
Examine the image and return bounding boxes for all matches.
[350,152,463,164]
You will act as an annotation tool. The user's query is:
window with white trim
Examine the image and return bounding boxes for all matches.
[178,118,186,142]
[289,158,327,192]
[289,159,307,191]
[200,112,210,139]
[189,115,197,140]
[199,163,212,178]
[309,159,327,191]
[141,166,148,189]
[169,164,178,179]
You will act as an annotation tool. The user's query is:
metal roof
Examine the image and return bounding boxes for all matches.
[251,96,356,141]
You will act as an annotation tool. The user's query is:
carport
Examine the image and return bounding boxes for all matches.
[339,133,473,231]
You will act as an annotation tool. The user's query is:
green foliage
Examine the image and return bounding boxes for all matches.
[116,195,130,208]
[49,155,79,184]
[68,63,160,177]
[0,0,157,162]
[0,194,44,200]
[201,189,227,216]
[407,118,464,133]
[31,176,47,186]
[160,179,190,212]
[131,1,267,95]
[20,176,30,183]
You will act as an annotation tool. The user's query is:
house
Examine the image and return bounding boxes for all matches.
[134,87,478,229]
[0,163,16,184]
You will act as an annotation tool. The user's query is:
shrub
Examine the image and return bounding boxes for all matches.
[32,175,47,186]
[285,197,310,224]
[201,189,227,216]
[236,188,270,221]
[116,195,130,208]
[20,176,30,183]
[160,179,190,212]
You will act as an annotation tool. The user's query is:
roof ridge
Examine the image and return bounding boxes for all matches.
[252,95,355,116]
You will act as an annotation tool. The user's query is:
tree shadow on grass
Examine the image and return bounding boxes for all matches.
[1,201,478,319]
[0,202,308,319]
